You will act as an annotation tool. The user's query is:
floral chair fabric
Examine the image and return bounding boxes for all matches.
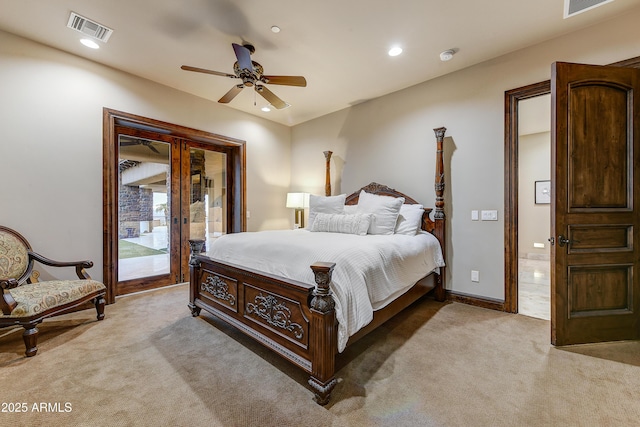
[0,229,30,281]
[1,279,106,318]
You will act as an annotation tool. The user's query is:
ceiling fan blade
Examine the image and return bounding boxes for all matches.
[261,75,307,87]
[255,85,287,109]
[218,85,244,104]
[232,43,253,72]
[147,144,160,154]
[181,65,236,78]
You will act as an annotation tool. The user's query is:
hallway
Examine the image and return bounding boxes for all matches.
[518,257,550,320]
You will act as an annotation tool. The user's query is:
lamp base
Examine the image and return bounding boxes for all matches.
[295,208,305,229]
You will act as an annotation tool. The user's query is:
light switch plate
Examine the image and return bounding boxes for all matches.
[481,210,498,221]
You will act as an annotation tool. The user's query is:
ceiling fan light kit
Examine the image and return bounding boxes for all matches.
[181,43,306,109]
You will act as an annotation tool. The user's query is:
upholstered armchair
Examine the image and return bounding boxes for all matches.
[0,226,106,357]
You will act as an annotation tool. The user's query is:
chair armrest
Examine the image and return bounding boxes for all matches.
[1,278,19,290]
[0,279,18,315]
[28,251,94,280]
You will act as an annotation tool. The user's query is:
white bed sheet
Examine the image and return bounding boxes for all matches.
[204,229,444,352]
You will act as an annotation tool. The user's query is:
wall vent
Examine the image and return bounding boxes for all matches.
[66,12,113,42]
[564,0,614,18]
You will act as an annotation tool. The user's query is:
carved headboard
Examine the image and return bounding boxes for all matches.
[344,182,435,233]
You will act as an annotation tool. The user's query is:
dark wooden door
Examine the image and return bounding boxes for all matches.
[551,62,640,345]
[104,109,246,303]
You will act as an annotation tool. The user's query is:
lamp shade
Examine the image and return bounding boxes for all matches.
[286,192,308,209]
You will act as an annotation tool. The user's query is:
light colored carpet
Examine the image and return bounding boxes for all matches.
[1,284,639,426]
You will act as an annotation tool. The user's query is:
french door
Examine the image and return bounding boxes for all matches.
[103,109,245,303]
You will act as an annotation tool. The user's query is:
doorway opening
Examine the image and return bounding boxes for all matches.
[517,94,551,320]
[103,109,246,303]
[504,56,640,318]
[504,81,550,315]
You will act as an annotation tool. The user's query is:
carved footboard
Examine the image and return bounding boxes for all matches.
[188,241,338,404]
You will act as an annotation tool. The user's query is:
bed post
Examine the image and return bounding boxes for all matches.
[308,262,337,405]
[324,151,333,196]
[187,239,205,317]
[433,127,447,302]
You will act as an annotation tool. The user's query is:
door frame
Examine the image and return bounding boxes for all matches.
[103,108,246,303]
[504,56,640,314]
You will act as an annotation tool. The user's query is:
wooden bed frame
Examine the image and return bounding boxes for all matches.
[188,127,447,405]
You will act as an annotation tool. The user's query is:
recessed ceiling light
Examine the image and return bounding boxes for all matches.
[271,26,281,33]
[388,46,403,57]
[261,106,271,112]
[80,38,100,49]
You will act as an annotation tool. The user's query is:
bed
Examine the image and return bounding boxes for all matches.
[188,127,448,405]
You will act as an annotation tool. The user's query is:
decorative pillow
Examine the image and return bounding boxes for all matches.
[310,213,372,236]
[356,190,405,235]
[395,204,425,235]
[307,194,346,229]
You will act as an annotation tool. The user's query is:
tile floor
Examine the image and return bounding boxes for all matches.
[518,257,550,320]
[118,226,170,281]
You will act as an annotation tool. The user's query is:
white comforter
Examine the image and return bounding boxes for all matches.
[204,229,444,352]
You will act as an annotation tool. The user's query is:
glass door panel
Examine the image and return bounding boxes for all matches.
[188,148,227,252]
[117,135,171,282]
[104,110,245,302]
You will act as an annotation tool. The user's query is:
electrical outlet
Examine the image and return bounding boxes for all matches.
[471,270,480,282]
[471,210,479,221]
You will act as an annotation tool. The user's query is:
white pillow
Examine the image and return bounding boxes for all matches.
[395,204,425,235]
[307,194,346,229]
[356,190,404,235]
[343,204,357,214]
[310,213,372,236]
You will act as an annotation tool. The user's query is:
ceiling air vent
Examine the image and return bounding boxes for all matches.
[564,0,614,18]
[66,12,113,42]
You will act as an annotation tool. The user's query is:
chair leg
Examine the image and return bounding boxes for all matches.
[22,324,39,357]
[94,295,106,321]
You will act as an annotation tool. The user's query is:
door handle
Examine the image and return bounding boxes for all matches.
[558,235,571,247]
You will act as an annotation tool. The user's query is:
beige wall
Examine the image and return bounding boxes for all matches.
[0,30,292,282]
[291,9,640,300]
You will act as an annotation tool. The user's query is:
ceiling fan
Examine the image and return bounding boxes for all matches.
[120,137,160,153]
[181,43,307,109]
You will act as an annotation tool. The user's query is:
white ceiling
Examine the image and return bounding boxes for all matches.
[1,0,639,126]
